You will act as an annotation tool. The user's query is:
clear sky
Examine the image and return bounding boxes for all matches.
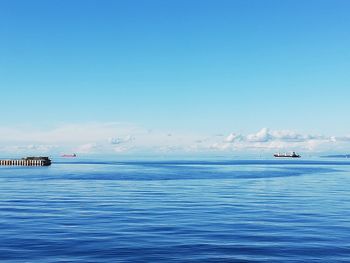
[0,0,349,155]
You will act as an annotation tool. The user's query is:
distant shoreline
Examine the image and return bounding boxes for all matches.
[321,154,350,158]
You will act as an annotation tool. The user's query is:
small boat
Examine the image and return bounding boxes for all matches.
[274,152,300,158]
[61,153,77,158]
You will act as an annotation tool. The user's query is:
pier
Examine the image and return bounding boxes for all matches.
[0,157,51,166]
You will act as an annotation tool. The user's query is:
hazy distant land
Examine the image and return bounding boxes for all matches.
[321,154,350,158]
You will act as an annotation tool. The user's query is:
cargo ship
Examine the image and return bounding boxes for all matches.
[274,152,300,158]
[0,157,52,166]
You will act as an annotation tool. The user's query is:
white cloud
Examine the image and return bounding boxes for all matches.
[246,128,272,142]
[332,136,350,142]
[0,122,140,144]
[220,128,342,152]
[225,133,243,143]
[74,143,100,154]
[0,123,349,155]
[0,144,58,153]
[108,135,134,145]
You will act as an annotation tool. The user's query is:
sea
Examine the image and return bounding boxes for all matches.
[1,157,350,262]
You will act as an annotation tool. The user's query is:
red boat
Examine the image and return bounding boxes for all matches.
[61,153,77,158]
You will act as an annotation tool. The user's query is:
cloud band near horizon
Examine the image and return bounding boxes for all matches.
[0,123,349,155]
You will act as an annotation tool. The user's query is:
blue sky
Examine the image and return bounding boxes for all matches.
[0,0,350,155]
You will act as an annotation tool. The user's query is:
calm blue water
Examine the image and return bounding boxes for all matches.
[1,159,350,262]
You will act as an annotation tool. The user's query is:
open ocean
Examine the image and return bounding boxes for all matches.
[1,158,350,262]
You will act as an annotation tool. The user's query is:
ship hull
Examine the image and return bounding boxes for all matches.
[274,155,300,158]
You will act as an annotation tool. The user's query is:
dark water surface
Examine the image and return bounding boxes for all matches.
[1,159,350,262]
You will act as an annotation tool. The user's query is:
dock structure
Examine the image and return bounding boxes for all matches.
[0,157,51,166]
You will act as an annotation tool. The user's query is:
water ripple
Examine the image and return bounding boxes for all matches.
[0,160,350,262]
